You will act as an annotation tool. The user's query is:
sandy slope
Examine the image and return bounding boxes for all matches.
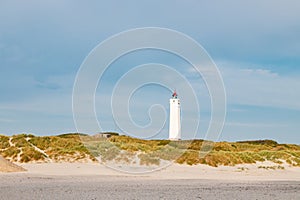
[0,156,26,173]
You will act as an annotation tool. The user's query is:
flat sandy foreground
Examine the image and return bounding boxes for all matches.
[10,162,300,180]
[1,163,300,200]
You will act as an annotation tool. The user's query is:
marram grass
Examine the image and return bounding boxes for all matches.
[0,133,299,167]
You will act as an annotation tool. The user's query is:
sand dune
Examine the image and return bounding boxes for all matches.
[0,156,26,173]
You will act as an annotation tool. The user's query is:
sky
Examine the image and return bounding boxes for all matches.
[0,0,300,143]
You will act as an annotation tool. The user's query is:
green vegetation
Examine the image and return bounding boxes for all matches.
[20,146,45,162]
[0,133,96,163]
[0,135,10,149]
[237,167,249,171]
[11,134,33,148]
[0,133,300,167]
[1,146,20,161]
[138,153,160,166]
[258,165,285,170]
[105,136,300,167]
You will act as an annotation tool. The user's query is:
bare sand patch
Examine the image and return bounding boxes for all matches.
[16,162,300,181]
[0,156,26,173]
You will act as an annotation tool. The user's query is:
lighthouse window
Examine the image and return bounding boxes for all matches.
[173,100,175,102]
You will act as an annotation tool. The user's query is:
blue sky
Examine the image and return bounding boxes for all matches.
[0,0,299,143]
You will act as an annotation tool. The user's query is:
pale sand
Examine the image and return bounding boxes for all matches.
[0,156,26,173]
[10,162,300,181]
[1,162,300,199]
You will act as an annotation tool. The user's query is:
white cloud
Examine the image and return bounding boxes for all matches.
[212,61,300,110]
[185,60,300,110]
[241,69,278,78]
[225,122,288,128]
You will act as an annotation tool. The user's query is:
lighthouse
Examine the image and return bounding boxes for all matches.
[169,90,181,140]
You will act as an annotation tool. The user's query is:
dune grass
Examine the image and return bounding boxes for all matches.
[1,146,20,161]
[106,135,300,167]
[0,133,299,167]
[0,133,96,162]
[0,135,10,149]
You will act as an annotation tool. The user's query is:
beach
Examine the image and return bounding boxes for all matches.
[16,162,300,180]
[1,163,300,200]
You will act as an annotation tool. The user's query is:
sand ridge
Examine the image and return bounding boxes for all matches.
[0,156,26,173]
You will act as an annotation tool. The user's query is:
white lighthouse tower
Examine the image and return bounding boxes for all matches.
[169,90,181,140]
